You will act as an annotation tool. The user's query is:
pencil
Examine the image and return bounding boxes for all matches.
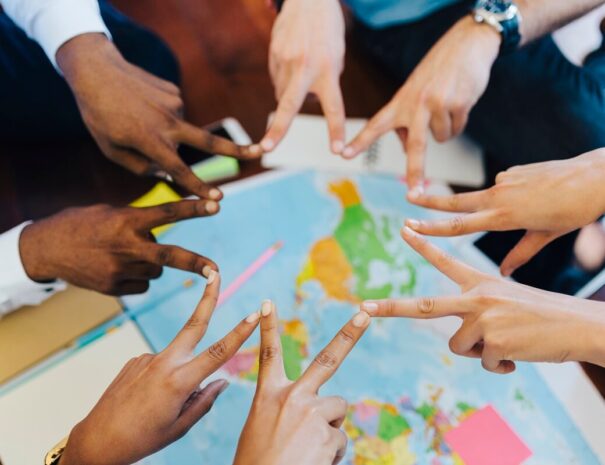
[217,241,284,307]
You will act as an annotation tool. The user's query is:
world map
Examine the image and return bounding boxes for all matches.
[123,171,600,465]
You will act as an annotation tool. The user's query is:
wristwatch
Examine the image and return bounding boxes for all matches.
[44,436,69,465]
[472,0,522,54]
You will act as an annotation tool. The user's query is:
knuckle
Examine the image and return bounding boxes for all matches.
[158,203,179,222]
[448,216,465,234]
[337,328,355,345]
[384,300,396,317]
[314,350,338,369]
[260,345,281,363]
[417,297,435,314]
[436,251,456,269]
[155,247,173,266]
[448,337,463,355]
[185,314,208,331]
[447,195,459,210]
[208,340,228,361]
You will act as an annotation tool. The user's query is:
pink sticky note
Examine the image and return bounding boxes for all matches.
[445,405,532,465]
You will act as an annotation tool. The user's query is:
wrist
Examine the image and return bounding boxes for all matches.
[56,33,120,86]
[19,222,57,282]
[457,16,501,62]
[572,304,605,367]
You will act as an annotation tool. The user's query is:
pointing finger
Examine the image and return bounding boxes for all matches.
[404,109,430,191]
[175,122,262,160]
[400,226,483,287]
[404,211,498,237]
[141,243,218,277]
[298,311,370,393]
[406,190,487,212]
[258,300,286,385]
[318,79,346,154]
[134,199,219,230]
[342,104,395,159]
[500,231,559,277]
[361,295,472,319]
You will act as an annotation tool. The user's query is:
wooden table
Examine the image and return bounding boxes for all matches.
[1,0,603,396]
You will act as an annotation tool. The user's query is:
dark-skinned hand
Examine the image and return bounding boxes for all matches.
[56,33,262,200]
[19,200,220,295]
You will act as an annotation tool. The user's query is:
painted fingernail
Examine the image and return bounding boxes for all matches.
[261,139,274,151]
[209,189,222,200]
[207,270,218,284]
[246,311,261,323]
[332,140,344,154]
[261,299,273,316]
[352,311,370,327]
[206,201,219,214]
[361,301,378,314]
[342,147,354,158]
[406,219,421,230]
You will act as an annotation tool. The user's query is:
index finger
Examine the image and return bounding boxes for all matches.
[175,122,262,160]
[401,226,483,287]
[133,199,220,230]
[408,190,488,213]
[361,295,472,319]
[140,243,218,277]
[342,104,395,159]
[261,73,311,151]
[165,272,221,354]
[298,311,370,392]
[404,110,430,191]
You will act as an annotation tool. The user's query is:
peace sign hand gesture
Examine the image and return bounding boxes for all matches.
[234,301,371,465]
[60,276,262,465]
[362,227,605,373]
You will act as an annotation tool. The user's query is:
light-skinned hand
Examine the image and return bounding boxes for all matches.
[361,227,605,374]
[60,275,261,465]
[20,200,220,295]
[405,149,605,276]
[234,300,371,465]
[343,17,501,190]
[260,0,346,154]
[56,33,261,200]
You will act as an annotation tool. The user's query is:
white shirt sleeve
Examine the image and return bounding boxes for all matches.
[1,0,111,69]
[0,222,66,317]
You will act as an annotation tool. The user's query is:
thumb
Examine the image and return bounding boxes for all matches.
[174,379,229,435]
[500,231,559,277]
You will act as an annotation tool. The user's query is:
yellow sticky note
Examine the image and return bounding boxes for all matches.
[130,182,181,236]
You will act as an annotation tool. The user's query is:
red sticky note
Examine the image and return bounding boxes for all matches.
[445,405,532,465]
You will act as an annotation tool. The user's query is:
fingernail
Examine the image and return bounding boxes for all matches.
[261,299,273,316]
[250,144,262,155]
[342,147,354,158]
[409,186,424,199]
[206,201,219,214]
[501,267,512,277]
[352,311,370,327]
[207,270,218,284]
[406,219,421,230]
[246,311,261,323]
[202,265,212,278]
[332,140,344,154]
[361,301,378,314]
[209,189,222,200]
[402,226,417,237]
[216,379,230,395]
[261,139,274,151]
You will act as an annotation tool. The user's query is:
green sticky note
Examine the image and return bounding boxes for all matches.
[192,156,239,182]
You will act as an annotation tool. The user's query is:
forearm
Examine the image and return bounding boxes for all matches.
[574,301,605,367]
[516,0,605,45]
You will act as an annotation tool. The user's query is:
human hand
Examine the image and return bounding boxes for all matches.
[60,275,261,465]
[361,227,605,373]
[343,16,501,190]
[19,200,220,295]
[261,0,346,153]
[405,149,605,276]
[234,301,371,465]
[56,33,261,200]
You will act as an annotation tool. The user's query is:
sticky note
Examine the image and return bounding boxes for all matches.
[444,405,532,465]
[130,182,181,236]
[192,156,239,182]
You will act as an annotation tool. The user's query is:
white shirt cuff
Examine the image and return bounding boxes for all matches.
[0,222,66,317]
[33,0,111,68]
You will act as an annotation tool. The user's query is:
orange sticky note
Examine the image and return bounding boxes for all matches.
[445,405,532,465]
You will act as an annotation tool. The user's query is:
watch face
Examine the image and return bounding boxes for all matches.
[475,0,512,14]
